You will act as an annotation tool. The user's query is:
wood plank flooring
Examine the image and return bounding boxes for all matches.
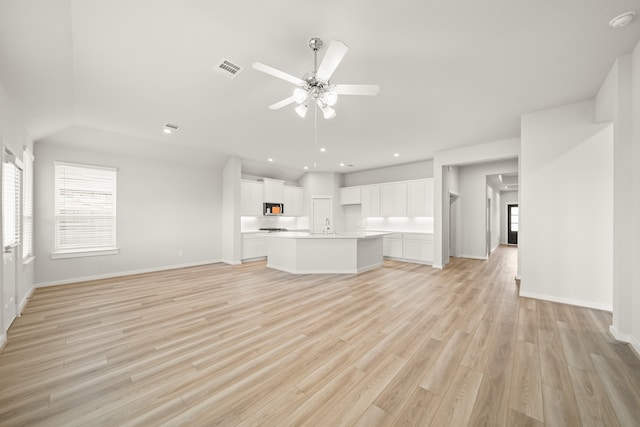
[1,245,639,426]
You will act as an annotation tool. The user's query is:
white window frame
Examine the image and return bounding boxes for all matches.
[52,161,118,259]
[2,148,23,251]
[22,147,34,263]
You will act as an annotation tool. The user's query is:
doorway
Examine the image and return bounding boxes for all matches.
[507,204,518,245]
[449,193,459,257]
[310,196,333,234]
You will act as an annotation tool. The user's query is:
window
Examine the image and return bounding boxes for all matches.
[22,148,34,260]
[53,162,118,258]
[2,149,22,250]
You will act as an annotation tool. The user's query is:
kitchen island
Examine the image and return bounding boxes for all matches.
[266,231,388,274]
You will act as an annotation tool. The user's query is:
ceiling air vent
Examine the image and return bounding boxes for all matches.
[216,58,243,79]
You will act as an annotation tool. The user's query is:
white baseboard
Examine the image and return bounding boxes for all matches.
[518,288,612,312]
[609,325,640,357]
[0,333,6,352]
[432,264,444,270]
[34,259,223,288]
[18,287,34,316]
[459,254,489,261]
[221,259,242,266]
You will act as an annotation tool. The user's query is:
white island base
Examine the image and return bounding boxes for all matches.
[266,232,386,274]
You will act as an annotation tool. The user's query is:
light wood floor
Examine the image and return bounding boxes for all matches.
[1,246,639,426]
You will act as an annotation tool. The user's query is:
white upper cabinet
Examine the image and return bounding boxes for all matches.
[284,185,304,216]
[361,185,381,217]
[407,179,434,217]
[339,186,362,205]
[380,182,407,217]
[240,180,264,216]
[263,178,284,203]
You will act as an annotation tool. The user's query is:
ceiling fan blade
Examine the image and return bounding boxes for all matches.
[252,62,304,86]
[333,84,380,96]
[316,40,349,81]
[268,96,296,110]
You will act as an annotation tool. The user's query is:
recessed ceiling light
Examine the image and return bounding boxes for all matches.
[609,11,636,29]
[339,163,345,167]
[393,153,399,157]
[163,128,172,134]
[320,147,326,152]
[268,158,273,162]
[303,166,308,170]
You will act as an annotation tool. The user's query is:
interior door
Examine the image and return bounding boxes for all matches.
[2,148,22,333]
[311,197,332,233]
[3,249,17,331]
[508,204,519,244]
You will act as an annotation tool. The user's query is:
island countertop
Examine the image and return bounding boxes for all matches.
[265,231,390,240]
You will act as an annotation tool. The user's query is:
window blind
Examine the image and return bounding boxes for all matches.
[22,148,34,259]
[54,162,117,252]
[2,158,22,249]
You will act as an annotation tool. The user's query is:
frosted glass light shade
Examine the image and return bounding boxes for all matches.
[295,103,308,118]
[322,106,336,119]
[293,88,308,104]
[325,91,338,106]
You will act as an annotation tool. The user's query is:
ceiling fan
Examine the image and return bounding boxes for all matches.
[252,38,380,119]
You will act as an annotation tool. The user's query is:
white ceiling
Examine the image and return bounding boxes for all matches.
[1,0,639,177]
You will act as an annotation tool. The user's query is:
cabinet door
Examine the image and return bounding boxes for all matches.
[380,182,407,217]
[383,237,403,258]
[403,239,420,260]
[242,236,267,259]
[284,186,304,216]
[407,180,427,217]
[241,181,263,216]
[361,185,381,217]
[403,234,433,262]
[423,178,434,216]
[263,179,284,203]
[339,187,361,205]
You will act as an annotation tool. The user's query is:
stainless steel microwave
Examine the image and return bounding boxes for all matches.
[263,202,284,215]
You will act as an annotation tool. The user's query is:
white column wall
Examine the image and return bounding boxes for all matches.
[630,41,640,353]
[520,100,613,311]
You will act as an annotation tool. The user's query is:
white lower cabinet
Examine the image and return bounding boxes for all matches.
[402,233,433,263]
[383,233,403,258]
[382,232,433,264]
[242,234,267,260]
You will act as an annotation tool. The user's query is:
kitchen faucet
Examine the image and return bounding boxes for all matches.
[325,218,331,234]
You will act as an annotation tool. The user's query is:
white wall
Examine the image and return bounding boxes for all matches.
[520,100,613,311]
[34,131,225,285]
[500,191,518,244]
[456,159,517,259]
[488,186,501,252]
[222,156,242,264]
[632,40,640,356]
[0,80,35,340]
[344,160,433,186]
[433,138,520,268]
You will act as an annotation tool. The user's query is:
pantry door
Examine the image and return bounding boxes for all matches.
[311,196,332,234]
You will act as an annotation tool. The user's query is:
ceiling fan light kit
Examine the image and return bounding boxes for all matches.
[253,37,380,119]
